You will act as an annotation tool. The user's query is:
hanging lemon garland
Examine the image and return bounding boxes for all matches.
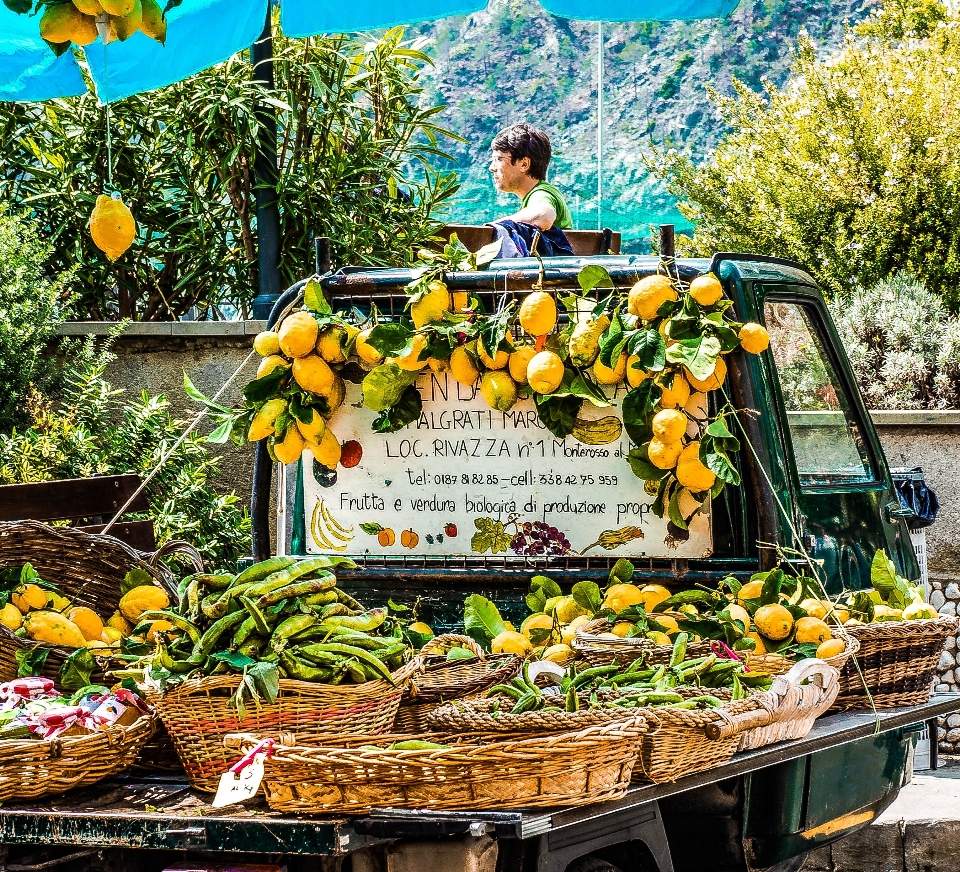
[31,0,168,52]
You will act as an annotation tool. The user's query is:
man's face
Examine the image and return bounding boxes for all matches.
[490,149,530,194]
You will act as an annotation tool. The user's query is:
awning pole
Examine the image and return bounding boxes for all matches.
[251,10,283,318]
[597,19,603,231]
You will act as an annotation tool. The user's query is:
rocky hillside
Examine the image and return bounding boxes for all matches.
[413,0,873,248]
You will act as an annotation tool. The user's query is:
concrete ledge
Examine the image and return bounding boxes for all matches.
[58,321,268,337]
[870,410,960,426]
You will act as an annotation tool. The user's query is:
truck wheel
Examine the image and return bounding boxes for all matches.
[565,859,623,872]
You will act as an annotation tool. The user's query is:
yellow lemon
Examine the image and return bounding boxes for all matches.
[278,311,319,358]
[72,0,104,13]
[541,643,573,663]
[66,607,104,642]
[754,604,794,641]
[627,275,678,321]
[478,343,510,370]
[293,355,335,396]
[118,586,169,624]
[611,621,634,638]
[409,621,434,637]
[659,374,691,409]
[653,615,679,635]
[555,596,590,624]
[394,334,429,371]
[724,603,751,632]
[518,291,557,336]
[675,442,717,490]
[560,614,592,644]
[491,630,533,656]
[647,630,672,645]
[257,355,289,379]
[686,356,728,393]
[309,427,341,469]
[411,280,450,329]
[688,274,724,306]
[527,350,565,394]
[737,580,765,601]
[648,438,683,470]
[12,584,48,614]
[428,356,451,375]
[794,617,832,644]
[107,611,132,635]
[639,584,672,611]
[40,3,98,44]
[0,603,22,631]
[253,331,280,357]
[248,397,287,442]
[295,409,326,444]
[626,355,650,388]
[816,638,846,659]
[89,195,136,261]
[449,345,481,386]
[652,408,687,443]
[521,613,555,641]
[273,425,305,465]
[316,327,348,364]
[800,598,828,619]
[355,328,383,366]
[739,323,771,354]
[139,0,166,42]
[100,626,123,644]
[113,0,143,40]
[593,352,628,385]
[99,0,134,14]
[326,375,346,413]
[508,346,537,384]
[146,619,174,643]
[602,583,645,613]
[744,631,767,655]
[479,371,518,412]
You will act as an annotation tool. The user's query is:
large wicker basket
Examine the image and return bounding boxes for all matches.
[0,521,201,683]
[832,616,958,710]
[0,712,157,801]
[154,658,422,792]
[394,634,520,733]
[233,718,650,813]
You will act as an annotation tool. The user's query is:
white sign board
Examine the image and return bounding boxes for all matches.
[301,371,712,559]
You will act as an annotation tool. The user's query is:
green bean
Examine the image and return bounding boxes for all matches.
[256,577,337,608]
[304,643,394,683]
[317,608,386,632]
[511,691,538,714]
[231,556,298,587]
[271,613,317,643]
[280,651,333,682]
[670,632,689,668]
[188,611,246,664]
[486,683,523,700]
[570,664,619,689]
[139,610,201,645]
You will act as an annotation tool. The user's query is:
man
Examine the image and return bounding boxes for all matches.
[490,124,573,232]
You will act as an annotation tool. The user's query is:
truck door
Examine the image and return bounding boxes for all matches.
[757,287,917,592]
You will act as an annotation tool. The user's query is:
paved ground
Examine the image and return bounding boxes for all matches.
[801,756,960,871]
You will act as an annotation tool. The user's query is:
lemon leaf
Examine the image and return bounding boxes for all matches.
[628,328,666,372]
[665,334,722,381]
[362,363,418,412]
[372,384,422,434]
[303,279,331,314]
[463,593,507,647]
[578,265,614,293]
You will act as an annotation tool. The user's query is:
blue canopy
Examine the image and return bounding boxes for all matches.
[0,0,738,103]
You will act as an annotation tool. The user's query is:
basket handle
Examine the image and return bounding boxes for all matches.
[421,633,485,658]
[143,540,205,600]
[704,701,776,740]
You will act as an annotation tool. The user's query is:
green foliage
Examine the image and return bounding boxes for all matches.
[0,336,250,571]
[0,213,74,432]
[0,27,458,321]
[653,0,960,306]
[829,272,960,408]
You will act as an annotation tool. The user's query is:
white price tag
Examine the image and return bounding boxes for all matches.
[212,753,266,808]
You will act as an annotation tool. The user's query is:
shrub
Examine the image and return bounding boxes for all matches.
[829,273,960,408]
[0,336,250,571]
[0,213,73,433]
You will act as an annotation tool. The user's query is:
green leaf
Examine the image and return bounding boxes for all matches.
[211,651,255,670]
[549,370,611,407]
[677,618,726,640]
[759,568,786,606]
[530,574,562,599]
[248,660,280,704]
[653,589,725,611]
[3,0,33,13]
[243,366,288,404]
[463,594,507,648]
[849,591,876,623]
[578,265,615,293]
[372,384,423,433]
[668,488,688,530]
[888,580,910,611]
[367,323,413,356]
[446,647,476,661]
[622,381,662,445]
[706,417,736,440]
[627,445,667,482]
[665,335,722,381]
[534,393,582,439]
[702,448,741,486]
[303,279,331,314]
[572,581,602,612]
[362,363,419,412]
[121,568,154,596]
[870,549,899,595]
[15,646,49,678]
[609,558,635,584]
[598,310,628,368]
[526,588,547,613]
[360,522,384,534]
[59,648,95,690]
[205,419,234,444]
[628,328,667,372]
[479,302,515,358]
[183,372,231,414]
[470,517,512,555]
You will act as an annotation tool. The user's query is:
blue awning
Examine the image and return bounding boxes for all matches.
[0,0,739,103]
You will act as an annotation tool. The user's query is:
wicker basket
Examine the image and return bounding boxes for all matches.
[701,659,840,751]
[0,521,201,683]
[748,635,859,676]
[130,722,183,773]
[0,712,157,801]
[154,658,422,792]
[234,718,650,813]
[831,616,958,710]
[394,634,520,733]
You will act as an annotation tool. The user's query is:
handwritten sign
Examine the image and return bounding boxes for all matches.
[301,371,712,559]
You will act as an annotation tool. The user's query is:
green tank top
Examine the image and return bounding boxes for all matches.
[521,181,573,230]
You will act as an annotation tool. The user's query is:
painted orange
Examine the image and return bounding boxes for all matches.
[378,528,396,547]
[400,529,419,548]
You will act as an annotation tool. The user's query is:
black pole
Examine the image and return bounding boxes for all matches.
[250,13,284,319]
[659,224,675,259]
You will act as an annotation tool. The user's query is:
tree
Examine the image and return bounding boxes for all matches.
[652,0,960,307]
[0,27,460,320]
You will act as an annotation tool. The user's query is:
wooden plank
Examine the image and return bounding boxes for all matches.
[0,475,149,522]
[78,520,156,552]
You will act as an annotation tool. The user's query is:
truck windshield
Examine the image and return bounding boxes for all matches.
[764,299,875,487]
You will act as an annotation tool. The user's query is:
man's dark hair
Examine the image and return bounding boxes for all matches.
[492,124,552,181]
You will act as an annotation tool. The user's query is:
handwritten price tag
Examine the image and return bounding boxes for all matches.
[212,753,266,808]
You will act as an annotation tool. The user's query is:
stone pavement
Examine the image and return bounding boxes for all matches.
[800,757,960,871]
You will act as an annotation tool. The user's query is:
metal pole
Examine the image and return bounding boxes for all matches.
[597,20,603,231]
[251,11,284,319]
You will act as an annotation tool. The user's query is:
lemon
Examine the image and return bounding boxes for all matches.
[686,356,728,393]
[527,350,565,394]
[816,638,846,659]
[146,619,174,643]
[652,408,687,443]
[744,631,767,655]
[611,621,633,638]
[627,275,678,321]
[602,583,644,613]
[593,352,628,385]
[257,355,290,379]
[73,0,104,13]
[678,603,699,618]
[800,598,827,619]
[648,438,683,470]
[409,621,434,636]
[626,355,650,388]
[449,345,481,386]
[688,274,724,306]
[653,615,679,635]
[428,356,451,375]
[872,605,903,622]
[541,643,573,663]
[739,323,771,354]
[754,604,794,641]
[555,596,590,624]
[560,614,592,644]
[394,334,429,371]
[100,0,134,14]
[253,331,281,357]
[113,0,143,40]
[139,0,166,42]
[316,326,348,364]
[107,611,132,635]
[639,584,672,610]
[647,630,672,645]
[355,328,384,366]
[724,603,751,632]
[273,425,305,465]
[296,409,326,444]
[568,313,610,367]
[40,3,98,44]
[518,291,557,336]
[508,346,537,384]
[737,580,764,601]
[0,603,22,631]
[675,441,717,492]
[491,630,533,656]
[309,427,341,469]
[89,195,136,261]
[903,600,938,620]
[411,280,450,329]
[478,343,510,370]
[279,311,320,358]
[795,616,832,644]
[659,373,691,409]
[479,371,518,411]
[293,354,336,396]
[12,584,47,614]
[66,607,104,642]
[521,613,555,641]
